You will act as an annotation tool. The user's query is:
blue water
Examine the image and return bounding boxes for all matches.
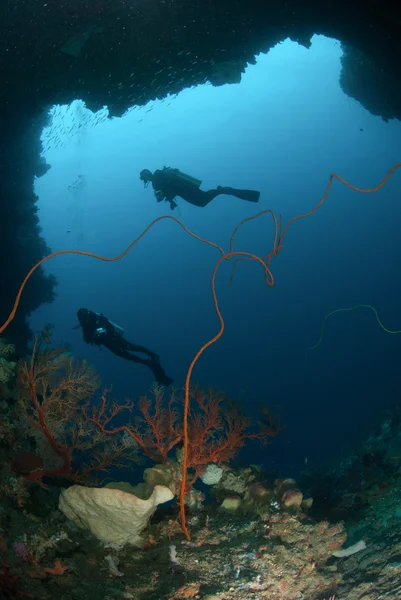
[31,35,401,478]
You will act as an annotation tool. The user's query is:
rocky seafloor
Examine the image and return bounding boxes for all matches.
[1,343,401,599]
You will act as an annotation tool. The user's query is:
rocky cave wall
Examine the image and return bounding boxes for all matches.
[0,0,400,348]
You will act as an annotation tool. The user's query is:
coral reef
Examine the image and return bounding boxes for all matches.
[2,344,401,597]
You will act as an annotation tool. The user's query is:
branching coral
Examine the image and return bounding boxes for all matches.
[85,384,279,491]
[17,331,138,484]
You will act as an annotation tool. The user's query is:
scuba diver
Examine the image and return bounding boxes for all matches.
[76,308,173,387]
[140,167,260,210]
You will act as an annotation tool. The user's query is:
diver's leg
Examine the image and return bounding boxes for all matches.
[188,187,260,207]
[128,352,173,386]
[183,188,220,208]
[146,360,173,387]
[123,341,160,362]
[105,341,138,361]
[123,340,173,386]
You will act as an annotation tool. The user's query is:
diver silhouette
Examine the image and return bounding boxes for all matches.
[76,308,173,387]
[140,167,260,210]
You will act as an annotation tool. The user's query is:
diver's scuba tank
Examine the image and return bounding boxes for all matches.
[163,166,202,188]
[108,320,125,337]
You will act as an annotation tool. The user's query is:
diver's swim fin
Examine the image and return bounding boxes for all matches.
[151,361,173,387]
[218,186,260,203]
[230,188,260,203]
[159,375,173,387]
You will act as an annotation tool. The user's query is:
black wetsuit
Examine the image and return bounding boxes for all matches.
[151,168,260,209]
[80,311,173,387]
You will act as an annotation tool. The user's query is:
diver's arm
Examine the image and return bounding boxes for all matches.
[83,314,107,345]
[93,315,111,342]
[82,330,93,344]
[154,186,177,208]
[154,189,166,202]
[82,313,97,344]
[160,192,177,210]
[153,171,176,206]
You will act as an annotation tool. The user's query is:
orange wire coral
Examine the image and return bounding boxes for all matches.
[1,163,400,538]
